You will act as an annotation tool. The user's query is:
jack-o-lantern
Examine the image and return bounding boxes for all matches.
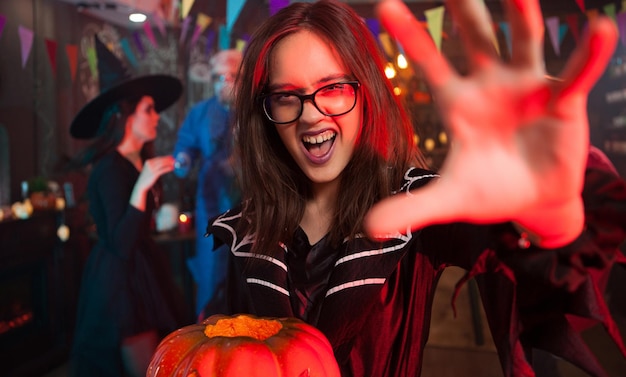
[147,314,340,376]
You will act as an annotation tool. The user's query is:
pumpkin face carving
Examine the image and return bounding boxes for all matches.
[147,314,341,376]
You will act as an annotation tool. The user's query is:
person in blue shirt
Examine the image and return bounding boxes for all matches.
[172,49,242,317]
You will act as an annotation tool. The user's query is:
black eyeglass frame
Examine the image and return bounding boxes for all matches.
[260,81,361,124]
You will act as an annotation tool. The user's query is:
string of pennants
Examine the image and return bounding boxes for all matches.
[0,0,625,83]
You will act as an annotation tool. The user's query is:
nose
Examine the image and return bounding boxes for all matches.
[299,99,324,124]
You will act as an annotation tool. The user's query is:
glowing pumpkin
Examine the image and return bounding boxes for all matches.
[147,314,341,376]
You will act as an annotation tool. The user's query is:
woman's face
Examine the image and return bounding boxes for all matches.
[127,96,160,143]
[267,30,362,187]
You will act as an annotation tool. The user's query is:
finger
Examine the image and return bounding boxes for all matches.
[558,17,618,98]
[503,0,544,70]
[364,180,475,237]
[445,0,499,68]
[376,0,455,88]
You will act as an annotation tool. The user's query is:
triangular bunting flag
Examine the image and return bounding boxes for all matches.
[143,20,158,48]
[366,18,380,38]
[119,38,138,68]
[190,24,203,46]
[0,14,6,40]
[86,45,97,77]
[378,32,395,58]
[132,32,145,58]
[205,29,216,56]
[269,0,289,16]
[575,0,585,13]
[499,22,512,57]
[235,38,246,52]
[603,4,616,21]
[180,15,192,44]
[227,0,246,30]
[565,14,580,43]
[181,0,195,19]
[196,13,212,31]
[617,12,626,47]
[424,5,445,52]
[152,11,167,37]
[219,24,230,50]
[45,39,58,75]
[546,17,561,56]
[18,26,34,68]
[586,9,599,22]
[65,44,78,82]
[490,22,500,56]
[190,13,212,46]
[559,24,568,45]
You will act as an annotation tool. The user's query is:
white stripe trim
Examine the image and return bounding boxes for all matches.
[233,250,287,271]
[247,278,290,296]
[335,238,410,266]
[326,278,386,297]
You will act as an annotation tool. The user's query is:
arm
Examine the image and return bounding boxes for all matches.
[130,155,175,211]
[365,0,619,250]
[91,159,148,258]
[92,155,174,258]
[173,102,204,178]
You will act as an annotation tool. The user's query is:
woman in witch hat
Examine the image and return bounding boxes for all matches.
[68,35,192,377]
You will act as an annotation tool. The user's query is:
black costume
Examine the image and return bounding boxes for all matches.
[70,151,190,376]
[207,167,626,377]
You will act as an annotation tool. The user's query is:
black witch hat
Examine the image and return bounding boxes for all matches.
[70,35,182,139]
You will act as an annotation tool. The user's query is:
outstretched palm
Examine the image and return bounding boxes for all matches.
[365,0,618,247]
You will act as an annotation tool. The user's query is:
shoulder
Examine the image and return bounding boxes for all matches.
[192,98,219,112]
[183,99,221,124]
[396,167,439,193]
[89,152,129,184]
[206,205,250,250]
[91,151,120,173]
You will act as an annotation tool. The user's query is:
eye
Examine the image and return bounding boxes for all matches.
[318,83,350,97]
[270,93,299,106]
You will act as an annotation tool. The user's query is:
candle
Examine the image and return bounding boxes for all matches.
[178,212,193,234]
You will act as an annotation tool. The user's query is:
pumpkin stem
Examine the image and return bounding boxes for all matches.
[204,315,283,340]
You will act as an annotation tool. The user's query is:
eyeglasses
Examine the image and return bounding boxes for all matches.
[212,73,236,83]
[261,81,360,124]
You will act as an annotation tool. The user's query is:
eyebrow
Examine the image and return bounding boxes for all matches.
[267,73,350,93]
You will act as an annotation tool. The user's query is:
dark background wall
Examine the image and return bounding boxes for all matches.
[1,0,625,208]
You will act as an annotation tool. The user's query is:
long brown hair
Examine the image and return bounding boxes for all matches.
[234,0,425,254]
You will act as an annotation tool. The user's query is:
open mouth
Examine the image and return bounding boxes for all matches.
[302,130,336,159]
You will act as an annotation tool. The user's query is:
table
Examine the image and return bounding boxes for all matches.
[152,230,197,315]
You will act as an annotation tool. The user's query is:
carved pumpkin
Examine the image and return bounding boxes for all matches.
[147,314,341,376]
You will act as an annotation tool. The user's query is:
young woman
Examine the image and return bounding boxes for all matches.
[206,0,626,376]
[69,37,192,377]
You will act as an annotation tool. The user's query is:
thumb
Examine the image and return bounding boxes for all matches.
[364,181,466,237]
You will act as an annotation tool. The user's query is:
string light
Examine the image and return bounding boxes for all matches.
[424,138,435,151]
[438,131,448,144]
[384,63,397,79]
[397,54,408,69]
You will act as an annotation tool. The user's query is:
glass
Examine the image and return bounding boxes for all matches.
[261,81,360,124]
[212,73,236,83]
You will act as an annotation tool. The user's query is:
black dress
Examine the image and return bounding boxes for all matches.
[70,151,191,377]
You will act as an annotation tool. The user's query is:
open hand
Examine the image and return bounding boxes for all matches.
[365,0,618,247]
[136,155,175,192]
